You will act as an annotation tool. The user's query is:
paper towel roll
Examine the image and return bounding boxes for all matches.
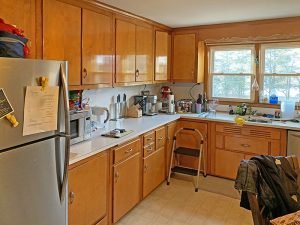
[168,95,175,113]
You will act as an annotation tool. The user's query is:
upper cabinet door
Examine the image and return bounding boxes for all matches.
[0,0,36,58]
[115,19,136,83]
[136,25,153,83]
[43,0,81,86]
[172,33,197,82]
[82,9,113,85]
[155,31,169,81]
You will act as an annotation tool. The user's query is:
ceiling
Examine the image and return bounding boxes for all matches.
[100,0,300,28]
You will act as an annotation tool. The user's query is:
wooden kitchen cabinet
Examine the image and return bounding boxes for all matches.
[113,138,141,223]
[115,17,154,85]
[215,149,244,180]
[155,30,170,82]
[172,33,197,82]
[142,126,166,198]
[115,19,136,83]
[155,126,166,149]
[211,122,287,179]
[82,9,113,86]
[0,0,36,58]
[68,151,109,225]
[43,0,81,86]
[175,119,208,171]
[143,147,165,198]
[165,121,177,177]
[136,25,154,82]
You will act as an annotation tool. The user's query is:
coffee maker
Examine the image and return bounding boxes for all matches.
[145,95,157,116]
[134,95,157,116]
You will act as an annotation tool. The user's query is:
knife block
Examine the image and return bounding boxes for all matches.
[127,105,142,118]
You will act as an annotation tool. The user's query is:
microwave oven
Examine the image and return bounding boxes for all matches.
[70,111,92,145]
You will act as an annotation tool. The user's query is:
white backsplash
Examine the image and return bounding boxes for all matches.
[168,83,204,101]
[83,84,162,114]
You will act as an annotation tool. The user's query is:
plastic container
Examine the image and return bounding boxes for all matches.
[281,101,295,119]
[269,94,279,104]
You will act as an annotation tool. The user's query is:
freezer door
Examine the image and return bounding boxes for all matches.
[0,58,68,150]
[0,137,67,225]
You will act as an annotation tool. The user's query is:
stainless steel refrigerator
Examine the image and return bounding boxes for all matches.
[0,58,70,225]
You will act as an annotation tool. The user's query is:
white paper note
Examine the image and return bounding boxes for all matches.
[23,86,59,136]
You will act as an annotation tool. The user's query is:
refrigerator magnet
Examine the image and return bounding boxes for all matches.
[0,88,14,119]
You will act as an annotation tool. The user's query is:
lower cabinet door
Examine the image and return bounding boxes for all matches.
[143,147,165,198]
[113,153,141,223]
[68,151,108,225]
[215,149,244,180]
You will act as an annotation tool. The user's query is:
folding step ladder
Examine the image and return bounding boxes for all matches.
[167,127,207,192]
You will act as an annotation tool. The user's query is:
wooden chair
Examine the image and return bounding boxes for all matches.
[247,155,300,225]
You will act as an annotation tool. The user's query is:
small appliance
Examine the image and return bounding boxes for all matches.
[161,86,172,111]
[70,110,92,145]
[145,95,158,116]
[91,107,110,130]
[134,95,147,114]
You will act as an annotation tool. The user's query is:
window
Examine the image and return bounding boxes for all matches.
[260,43,300,102]
[208,45,255,101]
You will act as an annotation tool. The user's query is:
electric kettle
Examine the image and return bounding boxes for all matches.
[91,107,110,129]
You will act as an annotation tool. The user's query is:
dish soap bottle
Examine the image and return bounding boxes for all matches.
[196,94,203,113]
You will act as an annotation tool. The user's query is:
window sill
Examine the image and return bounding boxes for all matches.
[218,101,280,109]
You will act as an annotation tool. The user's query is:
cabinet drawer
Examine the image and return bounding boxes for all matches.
[114,139,141,164]
[144,143,155,157]
[156,126,166,149]
[143,132,155,146]
[225,136,269,155]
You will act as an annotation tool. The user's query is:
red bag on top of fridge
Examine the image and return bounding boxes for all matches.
[0,18,30,58]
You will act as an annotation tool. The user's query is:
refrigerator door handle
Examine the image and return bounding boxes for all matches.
[60,63,70,202]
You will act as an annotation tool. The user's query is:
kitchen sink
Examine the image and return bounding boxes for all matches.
[247,119,271,123]
[244,116,272,124]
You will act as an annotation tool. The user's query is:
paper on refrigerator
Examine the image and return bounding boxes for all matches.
[23,86,59,136]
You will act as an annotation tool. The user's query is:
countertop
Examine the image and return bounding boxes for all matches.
[70,112,300,165]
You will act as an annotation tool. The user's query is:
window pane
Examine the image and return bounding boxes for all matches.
[262,75,300,102]
[264,47,300,74]
[212,75,251,99]
[213,49,252,73]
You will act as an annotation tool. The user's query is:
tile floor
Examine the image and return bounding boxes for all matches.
[116,176,253,225]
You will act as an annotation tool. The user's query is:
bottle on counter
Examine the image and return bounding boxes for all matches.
[196,94,203,114]
[203,92,208,112]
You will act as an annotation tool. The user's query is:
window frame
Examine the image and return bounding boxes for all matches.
[208,44,256,102]
[259,42,300,103]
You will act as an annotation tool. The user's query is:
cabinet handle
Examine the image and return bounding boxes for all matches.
[191,70,194,75]
[115,172,120,183]
[135,69,140,77]
[241,144,250,148]
[147,137,153,141]
[69,191,75,204]
[125,148,133,154]
[83,68,88,79]
[146,147,153,151]
[158,137,164,141]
